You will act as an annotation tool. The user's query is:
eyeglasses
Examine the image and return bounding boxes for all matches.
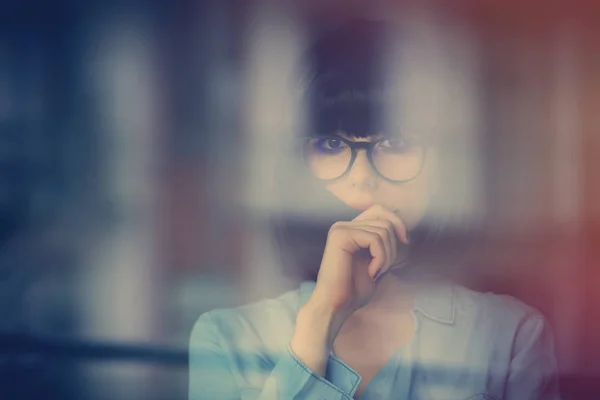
[301,135,427,183]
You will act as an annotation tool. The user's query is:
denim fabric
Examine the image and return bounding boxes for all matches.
[189,280,560,399]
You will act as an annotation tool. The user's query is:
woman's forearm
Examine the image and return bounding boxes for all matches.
[289,299,343,377]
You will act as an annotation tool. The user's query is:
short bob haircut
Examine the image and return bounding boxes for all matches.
[271,19,478,283]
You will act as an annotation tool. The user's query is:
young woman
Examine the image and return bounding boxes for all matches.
[189,20,560,400]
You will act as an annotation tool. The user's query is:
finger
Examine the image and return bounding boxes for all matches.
[336,218,406,274]
[339,227,388,279]
[354,205,409,244]
[346,221,397,267]
[356,205,408,244]
[355,223,406,277]
[348,224,394,269]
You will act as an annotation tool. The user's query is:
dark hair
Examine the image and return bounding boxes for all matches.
[271,19,477,283]
[301,20,390,138]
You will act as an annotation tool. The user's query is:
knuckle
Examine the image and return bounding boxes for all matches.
[329,221,344,231]
[327,223,342,237]
[383,220,395,232]
[373,204,385,212]
[374,233,386,247]
[328,222,350,241]
[377,226,390,239]
[364,230,377,240]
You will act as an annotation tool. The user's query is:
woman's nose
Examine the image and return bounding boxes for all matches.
[346,149,378,190]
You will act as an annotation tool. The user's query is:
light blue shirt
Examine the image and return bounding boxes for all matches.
[189,279,560,399]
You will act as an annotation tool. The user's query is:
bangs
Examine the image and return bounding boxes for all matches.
[310,87,387,138]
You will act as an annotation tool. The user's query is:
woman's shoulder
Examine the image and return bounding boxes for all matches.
[190,284,308,354]
[412,274,544,326]
[451,283,547,327]
[210,285,302,321]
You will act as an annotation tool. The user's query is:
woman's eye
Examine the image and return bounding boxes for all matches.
[378,138,409,151]
[317,138,344,151]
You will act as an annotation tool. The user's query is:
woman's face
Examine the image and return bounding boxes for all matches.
[321,131,437,230]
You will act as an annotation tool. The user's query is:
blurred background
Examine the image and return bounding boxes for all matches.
[0,0,599,399]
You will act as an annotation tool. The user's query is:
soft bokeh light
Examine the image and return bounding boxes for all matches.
[1,1,599,399]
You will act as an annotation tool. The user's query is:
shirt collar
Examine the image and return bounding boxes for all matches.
[298,276,456,325]
[412,280,456,324]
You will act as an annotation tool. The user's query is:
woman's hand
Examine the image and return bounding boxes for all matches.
[311,204,409,320]
[290,205,408,375]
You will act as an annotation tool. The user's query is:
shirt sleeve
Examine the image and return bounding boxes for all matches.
[189,312,361,400]
[505,315,562,400]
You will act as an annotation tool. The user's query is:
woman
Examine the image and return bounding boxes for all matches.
[189,20,560,399]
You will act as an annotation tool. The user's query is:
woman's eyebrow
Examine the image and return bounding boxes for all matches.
[334,131,384,140]
[316,131,353,140]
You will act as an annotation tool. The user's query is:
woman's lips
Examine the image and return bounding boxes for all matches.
[344,202,375,212]
[344,201,402,216]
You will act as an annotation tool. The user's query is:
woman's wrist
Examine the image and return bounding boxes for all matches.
[290,298,344,376]
[298,299,339,344]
